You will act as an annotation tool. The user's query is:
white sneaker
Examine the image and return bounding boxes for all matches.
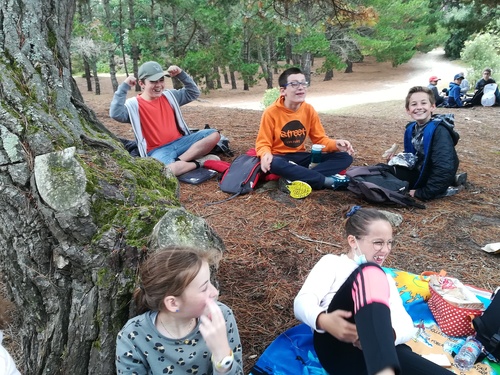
[196,154,220,167]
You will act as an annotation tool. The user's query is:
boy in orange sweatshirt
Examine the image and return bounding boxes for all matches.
[256,67,354,190]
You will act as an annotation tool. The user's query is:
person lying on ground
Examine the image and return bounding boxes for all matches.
[109,61,220,176]
[255,67,354,191]
[294,206,454,375]
[385,86,461,200]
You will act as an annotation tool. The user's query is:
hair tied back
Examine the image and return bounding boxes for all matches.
[346,205,362,217]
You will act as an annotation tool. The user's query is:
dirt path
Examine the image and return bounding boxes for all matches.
[192,48,466,112]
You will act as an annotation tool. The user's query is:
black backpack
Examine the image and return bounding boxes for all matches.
[473,289,500,362]
[346,165,425,209]
[205,154,263,206]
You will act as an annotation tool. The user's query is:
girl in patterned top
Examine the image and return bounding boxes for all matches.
[116,246,243,374]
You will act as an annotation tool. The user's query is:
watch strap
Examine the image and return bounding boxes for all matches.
[212,350,234,372]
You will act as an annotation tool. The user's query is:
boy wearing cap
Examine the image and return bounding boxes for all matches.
[427,76,444,106]
[110,61,220,176]
[444,74,464,107]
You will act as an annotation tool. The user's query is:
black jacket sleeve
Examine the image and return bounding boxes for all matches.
[415,125,459,200]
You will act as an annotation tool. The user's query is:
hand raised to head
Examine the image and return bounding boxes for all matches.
[167,66,182,77]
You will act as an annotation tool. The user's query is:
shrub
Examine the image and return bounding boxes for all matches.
[261,87,280,109]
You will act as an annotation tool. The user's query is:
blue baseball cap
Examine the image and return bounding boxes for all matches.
[454,73,465,80]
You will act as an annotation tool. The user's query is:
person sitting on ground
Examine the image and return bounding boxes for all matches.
[385,86,461,201]
[109,61,221,176]
[474,67,500,105]
[458,71,470,96]
[0,296,21,375]
[294,206,454,375]
[255,67,354,191]
[116,246,243,374]
[444,74,464,107]
[426,75,444,107]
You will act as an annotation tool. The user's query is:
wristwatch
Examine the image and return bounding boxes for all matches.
[212,350,234,372]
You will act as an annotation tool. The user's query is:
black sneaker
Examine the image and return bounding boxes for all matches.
[454,172,467,187]
[331,174,350,190]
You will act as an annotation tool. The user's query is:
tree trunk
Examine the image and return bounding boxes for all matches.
[257,43,272,90]
[118,0,129,76]
[128,0,141,91]
[230,69,237,90]
[345,60,353,73]
[91,60,101,95]
[103,0,119,92]
[84,59,93,91]
[214,65,222,89]
[324,69,334,81]
[0,1,223,374]
[302,52,312,85]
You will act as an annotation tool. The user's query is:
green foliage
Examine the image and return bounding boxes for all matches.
[356,0,445,67]
[317,53,346,74]
[441,3,498,59]
[293,34,330,55]
[180,50,216,84]
[460,33,500,83]
[71,0,454,86]
[261,87,280,108]
[238,62,260,87]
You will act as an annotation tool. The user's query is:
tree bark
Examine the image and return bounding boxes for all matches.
[0,1,221,374]
[324,69,334,81]
[345,60,353,73]
[103,0,119,92]
[128,0,141,91]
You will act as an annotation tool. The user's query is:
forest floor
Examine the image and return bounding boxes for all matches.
[80,50,500,373]
[8,50,500,374]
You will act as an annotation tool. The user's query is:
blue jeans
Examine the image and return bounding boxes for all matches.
[269,151,353,190]
[147,129,217,165]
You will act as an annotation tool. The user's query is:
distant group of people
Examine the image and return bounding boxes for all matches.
[428,68,500,108]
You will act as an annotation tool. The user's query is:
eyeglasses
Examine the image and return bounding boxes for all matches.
[359,238,395,252]
[284,81,309,89]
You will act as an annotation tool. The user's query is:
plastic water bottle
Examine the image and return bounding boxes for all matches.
[309,144,324,169]
[454,336,482,371]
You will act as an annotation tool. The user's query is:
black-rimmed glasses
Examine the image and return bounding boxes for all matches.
[359,238,395,251]
[284,81,309,89]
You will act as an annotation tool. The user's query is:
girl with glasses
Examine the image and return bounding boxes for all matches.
[294,206,453,375]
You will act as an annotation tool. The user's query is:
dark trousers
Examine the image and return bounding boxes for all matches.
[314,264,453,375]
[269,151,353,189]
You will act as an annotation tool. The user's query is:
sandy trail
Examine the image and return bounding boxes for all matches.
[201,48,465,112]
